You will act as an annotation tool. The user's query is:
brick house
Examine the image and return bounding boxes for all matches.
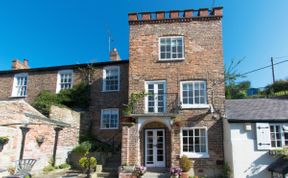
[0,7,224,177]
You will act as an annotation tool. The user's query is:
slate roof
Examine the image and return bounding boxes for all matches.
[0,100,69,127]
[225,99,288,122]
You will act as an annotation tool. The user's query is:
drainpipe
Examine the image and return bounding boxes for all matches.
[52,126,63,167]
[19,126,30,160]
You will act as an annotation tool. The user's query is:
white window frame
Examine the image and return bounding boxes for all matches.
[12,73,28,97]
[144,80,167,113]
[102,66,120,92]
[159,36,184,61]
[180,127,209,158]
[270,124,288,149]
[180,81,209,109]
[56,70,74,93]
[100,108,119,129]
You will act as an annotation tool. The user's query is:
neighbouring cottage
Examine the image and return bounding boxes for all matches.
[0,100,81,174]
[224,99,288,178]
[0,6,225,177]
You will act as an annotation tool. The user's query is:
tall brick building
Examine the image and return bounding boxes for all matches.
[0,7,224,177]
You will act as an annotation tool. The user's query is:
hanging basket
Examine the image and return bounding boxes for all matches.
[0,137,9,151]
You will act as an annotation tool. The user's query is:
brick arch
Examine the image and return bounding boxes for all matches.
[139,121,172,167]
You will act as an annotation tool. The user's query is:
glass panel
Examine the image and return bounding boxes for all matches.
[157,144,163,149]
[183,130,188,136]
[157,156,163,161]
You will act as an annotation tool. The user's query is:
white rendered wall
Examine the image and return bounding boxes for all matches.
[224,121,275,178]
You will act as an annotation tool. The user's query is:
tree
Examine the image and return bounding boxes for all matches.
[225,58,250,99]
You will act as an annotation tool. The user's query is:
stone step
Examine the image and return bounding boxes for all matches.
[97,172,118,178]
[142,172,170,178]
[103,167,119,172]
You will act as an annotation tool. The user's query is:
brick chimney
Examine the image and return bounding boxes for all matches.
[12,59,30,70]
[110,48,121,61]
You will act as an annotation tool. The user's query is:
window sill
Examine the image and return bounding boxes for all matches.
[180,152,210,158]
[100,127,119,130]
[181,104,210,109]
[101,90,120,93]
[10,96,27,99]
[158,58,185,62]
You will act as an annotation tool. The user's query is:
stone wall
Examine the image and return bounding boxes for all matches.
[0,104,81,172]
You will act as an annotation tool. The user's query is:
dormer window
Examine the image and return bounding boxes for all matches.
[12,73,28,97]
[56,70,73,93]
[159,36,184,60]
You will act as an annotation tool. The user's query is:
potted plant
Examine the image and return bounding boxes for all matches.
[35,135,45,146]
[79,154,97,174]
[173,115,184,127]
[0,136,9,151]
[133,165,147,178]
[179,155,192,178]
[121,163,135,173]
[170,167,182,178]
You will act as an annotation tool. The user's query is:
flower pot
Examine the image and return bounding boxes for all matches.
[181,172,189,178]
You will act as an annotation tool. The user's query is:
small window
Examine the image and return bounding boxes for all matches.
[159,36,184,60]
[56,70,73,93]
[12,73,28,97]
[181,127,209,158]
[180,81,208,108]
[101,109,119,129]
[270,124,288,148]
[103,66,120,92]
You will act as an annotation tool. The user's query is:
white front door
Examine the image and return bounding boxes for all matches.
[145,129,165,167]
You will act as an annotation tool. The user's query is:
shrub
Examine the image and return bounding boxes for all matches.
[57,163,70,169]
[32,82,90,116]
[72,141,92,155]
[79,156,97,170]
[57,82,90,109]
[32,91,60,116]
[179,155,192,172]
[0,136,9,145]
[43,165,55,173]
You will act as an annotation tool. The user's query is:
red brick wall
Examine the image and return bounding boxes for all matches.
[89,63,129,140]
[127,17,225,176]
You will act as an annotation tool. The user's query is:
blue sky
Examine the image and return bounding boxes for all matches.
[0,0,288,88]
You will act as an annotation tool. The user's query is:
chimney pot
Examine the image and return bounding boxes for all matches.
[11,59,30,70]
[198,8,209,17]
[23,59,29,67]
[128,13,138,21]
[170,10,179,19]
[142,12,151,20]
[212,7,223,16]
[110,48,121,61]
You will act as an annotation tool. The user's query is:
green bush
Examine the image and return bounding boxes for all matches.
[57,82,90,109]
[32,91,60,116]
[179,155,192,172]
[32,82,90,116]
[43,165,55,173]
[79,156,97,170]
[72,141,92,155]
[57,163,70,169]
